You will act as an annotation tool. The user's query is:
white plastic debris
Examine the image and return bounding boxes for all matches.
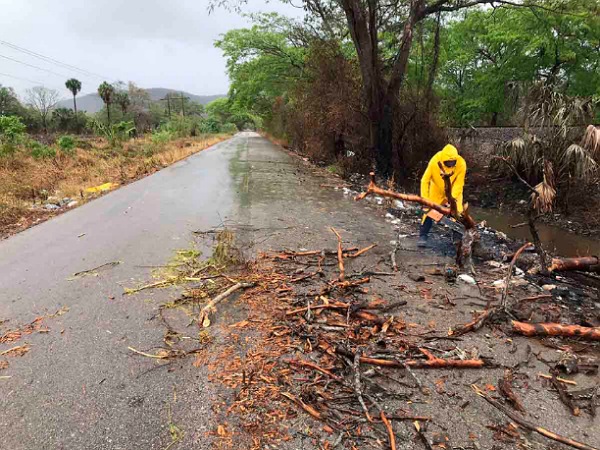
[374,196,384,205]
[385,213,395,220]
[67,201,78,208]
[393,200,406,209]
[542,284,557,291]
[486,260,503,268]
[458,274,477,285]
[346,150,355,157]
[492,279,506,288]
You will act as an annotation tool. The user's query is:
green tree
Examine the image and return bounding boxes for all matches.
[65,78,82,113]
[98,81,115,124]
[0,85,23,116]
[114,91,131,114]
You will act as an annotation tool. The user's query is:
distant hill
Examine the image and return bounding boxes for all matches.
[58,88,224,113]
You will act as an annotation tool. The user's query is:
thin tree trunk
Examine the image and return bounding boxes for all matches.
[107,104,111,124]
[73,95,77,114]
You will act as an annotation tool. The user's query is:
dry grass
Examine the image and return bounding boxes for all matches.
[0,133,230,236]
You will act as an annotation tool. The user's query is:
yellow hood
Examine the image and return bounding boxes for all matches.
[439,144,459,162]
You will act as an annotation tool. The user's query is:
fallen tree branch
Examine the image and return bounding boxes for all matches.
[381,411,397,450]
[281,392,323,421]
[330,227,345,281]
[498,369,525,412]
[512,321,600,341]
[348,244,377,258]
[353,352,374,422]
[450,305,495,336]
[501,243,533,311]
[551,371,580,416]
[473,385,598,450]
[549,257,600,273]
[199,282,255,327]
[355,172,476,229]
[336,348,485,369]
[288,359,343,381]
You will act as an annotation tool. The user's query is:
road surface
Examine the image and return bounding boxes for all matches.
[0,133,295,449]
[2,133,598,450]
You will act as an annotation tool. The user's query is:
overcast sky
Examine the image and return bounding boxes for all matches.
[0,0,302,100]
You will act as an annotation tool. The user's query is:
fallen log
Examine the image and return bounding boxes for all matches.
[549,257,600,274]
[512,321,600,341]
[473,385,598,450]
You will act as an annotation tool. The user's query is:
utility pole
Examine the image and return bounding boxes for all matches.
[160,96,172,118]
[161,94,189,118]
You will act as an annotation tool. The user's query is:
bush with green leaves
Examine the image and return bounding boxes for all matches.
[220,122,238,134]
[30,141,56,159]
[91,119,136,146]
[151,130,173,146]
[57,135,76,154]
[0,115,26,145]
[200,117,221,134]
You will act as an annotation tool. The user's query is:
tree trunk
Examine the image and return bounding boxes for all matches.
[107,104,111,124]
[73,95,77,114]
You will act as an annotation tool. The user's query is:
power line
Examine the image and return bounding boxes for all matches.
[0,71,48,86]
[0,39,112,81]
[0,53,75,80]
[0,71,67,93]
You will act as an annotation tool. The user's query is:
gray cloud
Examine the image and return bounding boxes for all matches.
[0,0,302,100]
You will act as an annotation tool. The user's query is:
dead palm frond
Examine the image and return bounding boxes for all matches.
[565,143,598,182]
[531,161,556,214]
[582,125,600,157]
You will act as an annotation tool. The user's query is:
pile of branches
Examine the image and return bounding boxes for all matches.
[205,231,598,450]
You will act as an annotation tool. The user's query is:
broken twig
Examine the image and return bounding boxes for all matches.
[199,282,255,327]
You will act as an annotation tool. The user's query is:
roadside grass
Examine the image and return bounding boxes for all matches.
[0,133,230,237]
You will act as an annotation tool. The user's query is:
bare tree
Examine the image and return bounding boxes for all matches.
[26,86,59,132]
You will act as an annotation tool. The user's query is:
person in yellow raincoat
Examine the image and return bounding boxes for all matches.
[418,144,466,247]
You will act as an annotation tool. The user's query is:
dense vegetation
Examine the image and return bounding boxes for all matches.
[0,80,237,235]
[212,0,599,186]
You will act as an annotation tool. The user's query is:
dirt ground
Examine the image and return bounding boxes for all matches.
[148,136,599,449]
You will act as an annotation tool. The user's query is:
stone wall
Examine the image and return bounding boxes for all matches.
[447,127,524,168]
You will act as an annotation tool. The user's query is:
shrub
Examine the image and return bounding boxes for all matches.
[0,115,26,146]
[200,117,221,134]
[151,130,173,147]
[57,135,76,154]
[30,141,56,159]
[91,119,136,146]
[220,122,238,134]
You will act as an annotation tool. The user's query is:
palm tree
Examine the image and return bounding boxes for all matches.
[65,78,82,113]
[98,82,115,124]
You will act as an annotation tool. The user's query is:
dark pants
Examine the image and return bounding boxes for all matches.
[420,217,433,238]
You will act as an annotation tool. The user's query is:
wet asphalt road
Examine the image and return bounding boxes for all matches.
[0,133,266,450]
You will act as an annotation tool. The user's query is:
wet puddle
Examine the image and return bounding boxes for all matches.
[471,206,600,257]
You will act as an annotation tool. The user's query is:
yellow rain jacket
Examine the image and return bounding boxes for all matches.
[420,144,466,214]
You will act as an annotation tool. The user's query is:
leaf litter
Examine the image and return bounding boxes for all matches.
[124,227,600,450]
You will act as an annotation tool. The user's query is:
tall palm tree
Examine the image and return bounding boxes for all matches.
[98,82,115,124]
[65,78,82,113]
